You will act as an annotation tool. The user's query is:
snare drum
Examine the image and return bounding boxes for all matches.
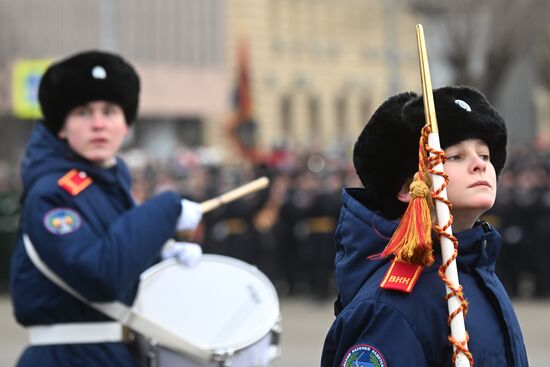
[131,255,281,367]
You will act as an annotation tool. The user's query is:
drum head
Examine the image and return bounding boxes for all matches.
[133,255,280,353]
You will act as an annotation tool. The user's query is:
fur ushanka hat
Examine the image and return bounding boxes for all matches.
[38,50,140,134]
[353,86,507,219]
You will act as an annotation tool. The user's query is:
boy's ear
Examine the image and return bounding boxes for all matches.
[57,128,66,140]
[397,183,411,203]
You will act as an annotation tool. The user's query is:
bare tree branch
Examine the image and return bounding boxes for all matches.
[534,23,550,88]
[411,0,550,100]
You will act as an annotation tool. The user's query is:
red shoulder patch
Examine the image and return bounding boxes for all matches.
[58,169,92,196]
[380,259,423,293]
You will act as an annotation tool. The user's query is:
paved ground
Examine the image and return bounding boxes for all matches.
[1,294,549,366]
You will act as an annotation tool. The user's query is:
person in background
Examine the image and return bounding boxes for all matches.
[10,50,203,366]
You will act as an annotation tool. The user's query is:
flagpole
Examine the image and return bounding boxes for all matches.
[416,24,472,367]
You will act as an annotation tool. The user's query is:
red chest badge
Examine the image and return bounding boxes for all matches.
[380,259,423,293]
[58,169,92,196]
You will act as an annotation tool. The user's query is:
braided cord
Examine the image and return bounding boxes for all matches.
[420,125,474,366]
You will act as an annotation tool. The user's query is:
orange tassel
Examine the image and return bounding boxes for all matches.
[370,173,434,266]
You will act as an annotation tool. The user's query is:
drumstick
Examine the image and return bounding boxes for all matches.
[199,176,269,213]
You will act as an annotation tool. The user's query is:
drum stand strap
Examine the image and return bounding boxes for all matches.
[22,234,211,364]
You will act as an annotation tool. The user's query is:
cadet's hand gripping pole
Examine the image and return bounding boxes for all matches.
[416,24,472,367]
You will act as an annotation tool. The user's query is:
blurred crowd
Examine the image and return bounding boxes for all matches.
[486,146,550,299]
[0,160,20,291]
[1,144,550,300]
[123,145,359,301]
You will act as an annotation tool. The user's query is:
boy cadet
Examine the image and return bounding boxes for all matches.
[321,86,528,366]
[10,50,203,366]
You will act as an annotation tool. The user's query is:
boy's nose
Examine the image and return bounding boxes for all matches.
[91,113,107,128]
[471,155,487,173]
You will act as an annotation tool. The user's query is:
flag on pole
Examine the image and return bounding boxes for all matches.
[226,39,262,162]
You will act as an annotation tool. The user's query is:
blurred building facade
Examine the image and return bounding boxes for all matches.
[225,0,422,156]
[0,0,228,162]
[0,0,424,162]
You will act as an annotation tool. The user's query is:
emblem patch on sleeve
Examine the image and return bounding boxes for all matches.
[341,344,387,367]
[43,208,82,235]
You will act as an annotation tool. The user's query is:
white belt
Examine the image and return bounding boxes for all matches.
[28,321,124,345]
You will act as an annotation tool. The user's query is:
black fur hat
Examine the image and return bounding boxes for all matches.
[38,50,140,134]
[353,91,423,219]
[353,86,507,219]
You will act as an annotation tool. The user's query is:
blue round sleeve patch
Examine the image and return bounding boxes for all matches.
[341,344,387,367]
[43,208,82,235]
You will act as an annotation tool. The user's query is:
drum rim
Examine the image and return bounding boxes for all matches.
[137,254,280,354]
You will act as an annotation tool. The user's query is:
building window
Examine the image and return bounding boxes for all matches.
[134,117,203,160]
[309,96,320,142]
[281,94,292,143]
[360,96,371,128]
[335,94,347,140]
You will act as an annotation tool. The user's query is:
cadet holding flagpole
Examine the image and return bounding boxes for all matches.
[417,24,471,366]
[321,25,528,367]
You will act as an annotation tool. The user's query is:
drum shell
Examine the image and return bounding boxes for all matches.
[132,255,281,366]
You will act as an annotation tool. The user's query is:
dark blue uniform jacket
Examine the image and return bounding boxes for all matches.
[10,124,182,366]
[321,188,529,367]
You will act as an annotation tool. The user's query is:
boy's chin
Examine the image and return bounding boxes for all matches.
[464,194,496,211]
[461,201,495,217]
[453,198,495,218]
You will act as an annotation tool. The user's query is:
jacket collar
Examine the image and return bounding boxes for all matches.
[21,123,131,192]
[336,188,501,305]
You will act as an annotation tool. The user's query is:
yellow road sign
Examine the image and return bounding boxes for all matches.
[12,59,51,119]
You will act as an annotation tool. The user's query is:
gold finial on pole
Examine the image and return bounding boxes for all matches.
[416,24,439,134]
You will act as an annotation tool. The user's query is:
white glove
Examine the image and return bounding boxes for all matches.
[161,241,203,267]
[176,199,203,231]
